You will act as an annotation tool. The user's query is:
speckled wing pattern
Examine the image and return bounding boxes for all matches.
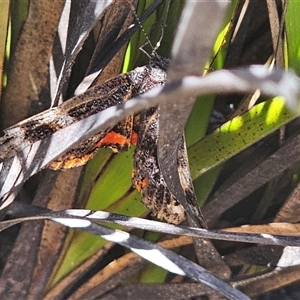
[131,57,204,225]
[133,105,186,224]
[0,60,161,168]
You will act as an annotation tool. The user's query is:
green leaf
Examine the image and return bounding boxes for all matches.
[189,97,297,180]
[286,1,300,74]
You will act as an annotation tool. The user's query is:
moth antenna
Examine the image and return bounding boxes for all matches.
[139,44,152,59]
[127,0,162,58]
[153,0,170,54]
[153,23,164,53]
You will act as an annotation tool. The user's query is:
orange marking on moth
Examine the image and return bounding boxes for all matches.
[50,153,95,169]
[97,131,130,147]
[130,130,138,145]
[134,178,149,192]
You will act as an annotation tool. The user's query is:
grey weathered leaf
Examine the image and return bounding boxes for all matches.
[1,66,299,201]
[157,0,230,225]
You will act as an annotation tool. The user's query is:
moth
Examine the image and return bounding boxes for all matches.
[0,55,196,223]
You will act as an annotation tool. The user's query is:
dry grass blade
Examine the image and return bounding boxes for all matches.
[203,132,300,227]
[0,0,65,129]
[45,236,192,300]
